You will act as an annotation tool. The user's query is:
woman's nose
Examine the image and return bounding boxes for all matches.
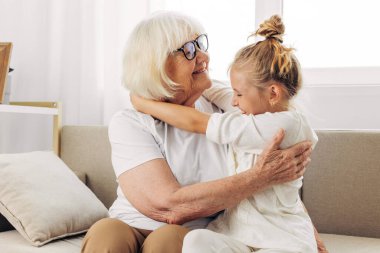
[196,49,209,64]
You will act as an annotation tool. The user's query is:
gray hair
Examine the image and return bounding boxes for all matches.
[122,11,206,99]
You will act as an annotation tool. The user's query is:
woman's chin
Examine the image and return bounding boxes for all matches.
[195,71,212,89]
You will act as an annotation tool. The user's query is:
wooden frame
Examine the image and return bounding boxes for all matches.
[0,42,13,104]
[0,102,62,155]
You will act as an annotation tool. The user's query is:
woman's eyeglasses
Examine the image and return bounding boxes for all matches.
[174,34,208,61]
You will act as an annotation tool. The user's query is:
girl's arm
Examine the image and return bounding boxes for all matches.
[131,95,210,134]
[203,80,235,112]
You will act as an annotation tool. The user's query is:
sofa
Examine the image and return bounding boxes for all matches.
[0,126,379,252]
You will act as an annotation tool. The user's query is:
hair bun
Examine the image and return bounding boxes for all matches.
[255,15,284,43]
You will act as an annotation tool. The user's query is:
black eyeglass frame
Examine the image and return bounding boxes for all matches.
[174,34,209,61]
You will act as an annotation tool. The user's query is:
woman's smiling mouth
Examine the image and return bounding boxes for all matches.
[193,65,207,74]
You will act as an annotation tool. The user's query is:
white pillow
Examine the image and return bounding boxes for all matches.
[0,151,109,246]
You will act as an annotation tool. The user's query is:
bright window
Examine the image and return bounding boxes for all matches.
[283,0,380,68]
[149,0,255,80]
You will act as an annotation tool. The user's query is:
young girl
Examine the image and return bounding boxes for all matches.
[132,15,318,253]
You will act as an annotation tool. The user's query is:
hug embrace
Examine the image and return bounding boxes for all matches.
[82,11,327,253]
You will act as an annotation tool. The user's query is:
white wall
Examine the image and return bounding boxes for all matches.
[1,0,379,154]
[297,86,380,130]
[0,0,148,153]
[297,68,380,130]
[254,0,380,130]
[0,0,54,153]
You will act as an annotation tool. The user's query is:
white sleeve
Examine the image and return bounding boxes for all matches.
[202,79,236,112]
[206,111,266,151]
[206,111,304,152]
[108,110,164,178]
[251,112,319,150]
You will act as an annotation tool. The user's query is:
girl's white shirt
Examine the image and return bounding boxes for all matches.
[203,81,318,253]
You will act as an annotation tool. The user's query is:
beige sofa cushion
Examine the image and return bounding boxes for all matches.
[303,131,380,238]
[0,230,82,253]
[320,233,380,253]
[60,126,117,208]
[0,151,108,246]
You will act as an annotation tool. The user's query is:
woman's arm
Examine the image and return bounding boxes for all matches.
[119,129,313,224]
[131,95,210,134]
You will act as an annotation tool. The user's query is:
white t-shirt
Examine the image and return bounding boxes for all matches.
[108,96,228,230]
[205,110,318,252]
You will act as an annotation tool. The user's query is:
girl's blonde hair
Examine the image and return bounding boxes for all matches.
[122,11,205,100]
[231,15,302,99]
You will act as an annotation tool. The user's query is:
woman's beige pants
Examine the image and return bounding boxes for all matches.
[81,218,189,253]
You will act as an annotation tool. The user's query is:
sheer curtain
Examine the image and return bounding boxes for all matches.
[0,0,148,152]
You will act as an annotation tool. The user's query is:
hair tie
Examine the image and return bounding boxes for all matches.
[269,36,283,43]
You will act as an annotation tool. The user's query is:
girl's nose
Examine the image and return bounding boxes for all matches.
[231,97,238,107]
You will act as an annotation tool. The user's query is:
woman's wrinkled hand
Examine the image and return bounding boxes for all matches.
[253,128,313,187]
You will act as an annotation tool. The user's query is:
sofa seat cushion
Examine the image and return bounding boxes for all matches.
[1,231,380,253]
[321,233,380,253]
[0,230,82,253]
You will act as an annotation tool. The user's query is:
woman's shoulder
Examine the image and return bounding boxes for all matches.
[109,108,156,136]
[110,108,154,124]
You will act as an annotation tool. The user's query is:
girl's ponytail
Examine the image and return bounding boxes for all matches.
[232,15,302,98]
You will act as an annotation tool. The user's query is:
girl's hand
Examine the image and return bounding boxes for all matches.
[130,94,148,112]
[253,129,312,187]
[314,226,329,253]
[317,238,329,253]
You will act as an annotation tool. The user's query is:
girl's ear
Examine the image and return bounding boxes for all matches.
[268,83,282,106]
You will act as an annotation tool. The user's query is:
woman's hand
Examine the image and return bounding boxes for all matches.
[253,128,312,187]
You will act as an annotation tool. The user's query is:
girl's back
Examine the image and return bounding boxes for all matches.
[207,109,318,252]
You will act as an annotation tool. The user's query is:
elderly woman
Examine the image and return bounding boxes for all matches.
[81,11,316,253]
